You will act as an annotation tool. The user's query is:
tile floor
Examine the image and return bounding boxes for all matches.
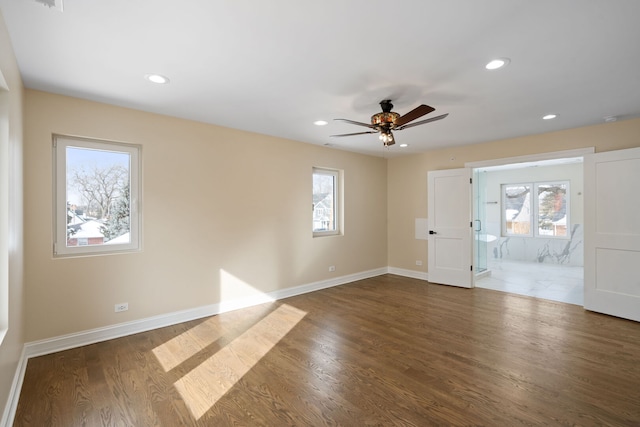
[475,259,584,306]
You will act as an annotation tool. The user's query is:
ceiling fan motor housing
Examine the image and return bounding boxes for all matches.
[372,99,398,129]
[371,111,399,128]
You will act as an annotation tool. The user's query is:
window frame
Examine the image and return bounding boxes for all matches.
[501,182,533,237]
[53,135,142,257]
[312,167,341,237]
[534,181,570,238]
[501,180,570,239]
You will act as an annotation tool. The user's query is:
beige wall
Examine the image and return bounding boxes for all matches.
[24,90,388,342]
[387,118,640,272]
[0,9,25,421]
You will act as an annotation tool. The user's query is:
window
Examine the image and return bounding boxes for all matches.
[53,135,141,256]
[502,181,569,238]
[503,184,532,236]
[312,168,340,236]
[535,182,569,237]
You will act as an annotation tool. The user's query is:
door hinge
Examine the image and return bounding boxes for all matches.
[471,265,473,271]
[470,178,472,184]
[470,221,473,227]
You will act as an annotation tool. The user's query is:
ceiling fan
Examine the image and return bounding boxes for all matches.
[330,100,448,146]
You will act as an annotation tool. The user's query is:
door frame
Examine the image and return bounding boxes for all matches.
[464,147,594,288]
[465,148,594,170]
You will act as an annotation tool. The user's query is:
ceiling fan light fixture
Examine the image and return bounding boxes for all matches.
[379,130,395,146]
[485,58,510,70]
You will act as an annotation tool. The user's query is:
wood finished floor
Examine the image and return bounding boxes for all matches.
[14,274,640,426]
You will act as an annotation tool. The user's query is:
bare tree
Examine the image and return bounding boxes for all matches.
[69,164,128,219]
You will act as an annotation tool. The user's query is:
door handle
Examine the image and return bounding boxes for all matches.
[429,230,437,235]
[474,219,482,232]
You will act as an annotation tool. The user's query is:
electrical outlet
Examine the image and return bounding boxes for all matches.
[329,265,336,272]
[416,260,423,266]
[115,303,128,312]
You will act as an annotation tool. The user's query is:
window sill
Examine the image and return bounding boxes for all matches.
[313,231,341,238]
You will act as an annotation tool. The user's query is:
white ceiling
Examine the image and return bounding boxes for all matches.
[1,0,639,157]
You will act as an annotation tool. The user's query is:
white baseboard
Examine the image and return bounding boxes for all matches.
[23,267,388,359]
[1,346,27,427]
[387,267,429,281]
[6,266,390,426]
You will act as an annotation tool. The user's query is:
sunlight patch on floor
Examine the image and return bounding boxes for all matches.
[173,303,307,419]
[152,317,225,372]
[154,269,279,372]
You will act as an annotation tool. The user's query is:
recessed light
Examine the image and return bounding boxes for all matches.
[542,114,557,120]
[314,120,328,126]
[399,143,409,148]
[604,116,618,123]
[485,58,510,70]
[144,74,170,84]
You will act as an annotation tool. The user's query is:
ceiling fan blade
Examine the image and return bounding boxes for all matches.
[396,113,449,131]
[394,104,435,127]
[334,118,377,129]
[330,131,378,138]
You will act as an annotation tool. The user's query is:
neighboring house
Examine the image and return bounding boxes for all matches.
[312,192,333,231]
[67,219,105,247]
[66,204,85,226]
[67,206,105,246]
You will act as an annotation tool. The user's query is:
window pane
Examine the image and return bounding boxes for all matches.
[537,183,568,237]
[66,146,131,248]
[313,172,336,232]
[504,184,531,235]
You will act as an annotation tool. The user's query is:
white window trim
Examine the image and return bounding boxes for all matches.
[53,135,142,257]
[501,180,570,239]
[313,167,341,237]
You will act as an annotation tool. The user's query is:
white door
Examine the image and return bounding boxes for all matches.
[584,147,640,322]
[427,168,473,288]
